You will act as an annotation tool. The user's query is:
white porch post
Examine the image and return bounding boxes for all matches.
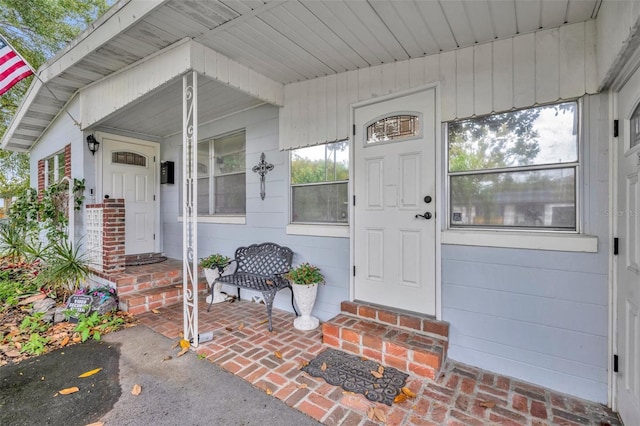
[182,71,199,346]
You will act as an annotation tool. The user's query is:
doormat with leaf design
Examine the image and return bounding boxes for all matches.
[301,348,408,406]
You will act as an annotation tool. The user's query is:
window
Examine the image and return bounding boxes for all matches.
[447,101,578,231]
[197,130,246,215]
[45,151,66,187]
[290,141,349,224]
[631,102,640,149]
[366,114,420,144]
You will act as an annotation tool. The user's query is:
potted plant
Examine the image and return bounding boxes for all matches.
[286,262,324,330]
[199,253,231,304]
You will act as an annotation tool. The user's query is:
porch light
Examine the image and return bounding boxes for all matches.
[87,134,100,156]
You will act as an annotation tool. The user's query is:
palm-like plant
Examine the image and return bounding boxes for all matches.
[37,239,91,300]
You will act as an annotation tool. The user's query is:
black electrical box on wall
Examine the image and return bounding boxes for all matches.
[160,161,174,184]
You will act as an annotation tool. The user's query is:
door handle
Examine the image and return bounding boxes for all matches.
[415,212,432,220]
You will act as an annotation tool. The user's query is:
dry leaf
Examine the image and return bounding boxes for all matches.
[266,280,273,285]
[367,407,375,420]
[79,368,102,378]
[131,384,142,396]
[224,327,233,332]
[299,361,309,369]
[378,365,384,375]
[238,323,245,330]
[394,393,407,403]
[14,342,21,350]
[297,383,308,389]
[86,422,105,426]
[170,341,179,349]
[478,400,496,409]
[177,347,189,357]
[373,407,387,423]
[256,319,268,325]
[274,351,283,359]
[321,362,327,371]
[59,387,79,395]
[162,356,172,362]
[265,387,273,395]
[179,339,190,349]
[60,336,70,347]
[342,391,355,395]
[72,336,82,343]
[401,387,416,398]
[151,309,160,314]
[371,370,383,379]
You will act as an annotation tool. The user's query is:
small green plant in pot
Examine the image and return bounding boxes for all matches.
[199,253,231,304]
[286,263,324,331]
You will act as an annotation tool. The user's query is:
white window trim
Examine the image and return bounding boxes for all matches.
[441,229,597,252]
[286,223,349,238]
[177,215,246,225]
[44,151,65,188]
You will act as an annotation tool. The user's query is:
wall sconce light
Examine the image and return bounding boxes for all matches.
[86,134,100,156]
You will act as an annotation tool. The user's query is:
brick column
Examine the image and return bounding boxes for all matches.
[101,198,125,274]
[64,144,71,178]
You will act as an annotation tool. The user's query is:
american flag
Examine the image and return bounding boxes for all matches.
[0,38,33,96]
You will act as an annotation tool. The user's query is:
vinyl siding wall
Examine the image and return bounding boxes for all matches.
[442,93,610,403]
[160,104,349,321]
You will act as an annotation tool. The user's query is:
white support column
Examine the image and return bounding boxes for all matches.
[183,71,199,346]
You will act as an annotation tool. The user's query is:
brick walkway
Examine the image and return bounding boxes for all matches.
[137,298,621,426]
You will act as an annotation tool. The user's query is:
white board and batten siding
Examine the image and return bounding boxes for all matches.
[280,21,597,150]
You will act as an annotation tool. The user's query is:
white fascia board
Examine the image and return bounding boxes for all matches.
[192,41,284,106]
[0,78,42,150]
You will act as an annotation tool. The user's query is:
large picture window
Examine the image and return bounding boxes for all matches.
[447,101,579,231]
[197,130,246,215]
[290,141,349,224]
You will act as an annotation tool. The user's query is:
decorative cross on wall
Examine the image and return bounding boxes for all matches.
[252,152,274,200]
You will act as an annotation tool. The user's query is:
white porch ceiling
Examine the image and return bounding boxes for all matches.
[2,0,601,150]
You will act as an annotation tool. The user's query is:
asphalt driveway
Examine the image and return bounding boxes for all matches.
[0,326,321,426]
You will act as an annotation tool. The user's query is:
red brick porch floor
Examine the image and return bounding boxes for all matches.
[137,299,621,426]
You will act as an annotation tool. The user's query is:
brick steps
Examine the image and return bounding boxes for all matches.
[321,301,449,380]
[119,280,207,315]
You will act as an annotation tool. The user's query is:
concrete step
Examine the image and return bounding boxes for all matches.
[321,301,449,380]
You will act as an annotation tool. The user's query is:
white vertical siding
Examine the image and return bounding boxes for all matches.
[280,21,597,150]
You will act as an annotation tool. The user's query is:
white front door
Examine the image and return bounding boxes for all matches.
[102,137,158,255]
[353,88,437,315]
[616,67,640,426]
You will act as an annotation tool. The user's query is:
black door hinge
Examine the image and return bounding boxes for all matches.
[353,195,356,206]
[614,237,619,255]
[614,120,619,138]
[353,266,356,276]
[353,124,356,136]
[153,233,156,241]
[153,195,156,201]
[614,354,619,373]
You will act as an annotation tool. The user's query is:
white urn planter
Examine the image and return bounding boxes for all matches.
[204,267,227,304]
[292,283,320,330]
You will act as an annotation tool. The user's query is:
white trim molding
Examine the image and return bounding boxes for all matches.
[286,224,349,238]
[441,230,598,252]
[178,215,246,225]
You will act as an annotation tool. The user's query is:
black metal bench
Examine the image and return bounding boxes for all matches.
[208,242,298,332]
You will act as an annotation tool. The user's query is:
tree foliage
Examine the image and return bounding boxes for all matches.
[0,0,111,202]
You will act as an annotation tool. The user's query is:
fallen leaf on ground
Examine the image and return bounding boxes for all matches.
[224,327,233,332]
[5,350,21,358]
[297,383,308,389]
[478,400,496,409]
[371,370,383,379]
[151,309,160,314]
[394,393,407,403]
[86,422,105,426]
[59,387,79,395]
[265,386,273,395]
[367,407,375,420]
[79,368,102,378]
[162,356,172,361]
[73,336,82,343]
[274,351,282,359]
[179,339,190,349]
[18,293,46,305]
[378,365,384,375]
[256,319,268,325]
[321,362,327,371]
[342,391,355,395]
[238,323,245,330]
[177,347,189,357]
[60,336,70,347]
[401,387,416,398]
[131,384,142,396]
[299,361,309,369]
[14,342,21,350]
[373,407,387,422]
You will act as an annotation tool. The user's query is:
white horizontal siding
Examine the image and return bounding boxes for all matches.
[280,21,597,150]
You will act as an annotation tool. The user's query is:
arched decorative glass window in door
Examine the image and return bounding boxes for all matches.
[112,151,147,167]
[366,114,420,144]
[631,102,640,149]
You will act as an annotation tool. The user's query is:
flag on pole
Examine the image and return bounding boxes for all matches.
[0,38,33,96]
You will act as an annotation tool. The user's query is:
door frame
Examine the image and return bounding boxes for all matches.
[94,131,161,255]
[349,83,443,320]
